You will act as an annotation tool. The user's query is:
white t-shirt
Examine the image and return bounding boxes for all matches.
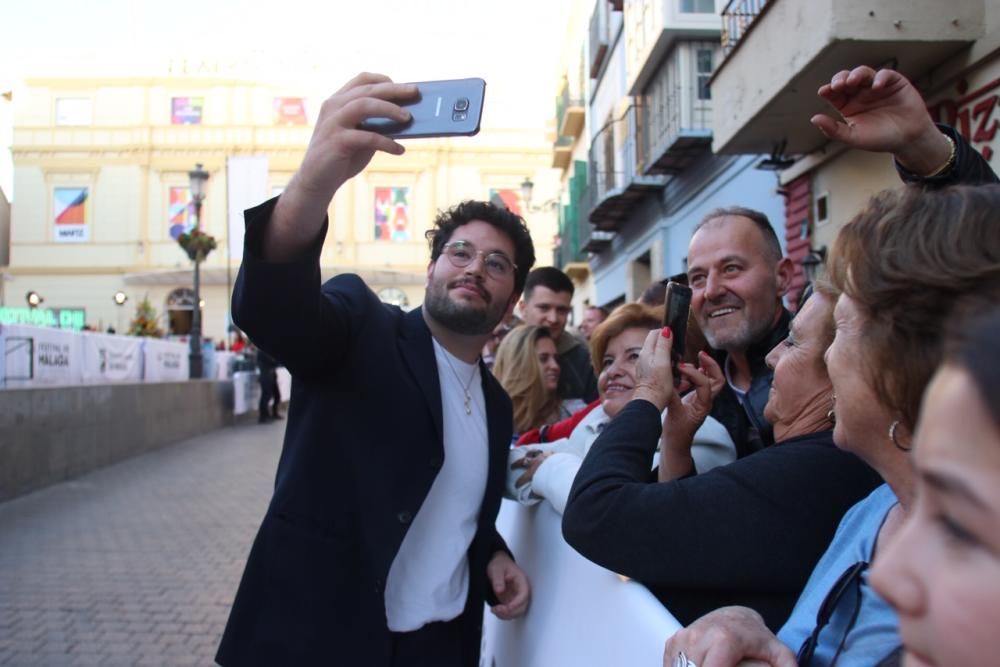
[383,339,490,632]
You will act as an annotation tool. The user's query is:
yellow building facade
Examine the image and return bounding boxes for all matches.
[7,74,558,343]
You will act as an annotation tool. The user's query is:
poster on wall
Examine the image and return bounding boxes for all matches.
[374,186,410,241]
[53,186,89,242]
[274,97,307,125]
[171,97,204,125]
[489,188,523,216]
[168,186,194,240]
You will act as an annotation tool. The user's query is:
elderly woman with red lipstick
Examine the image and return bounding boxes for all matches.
[506,304,736,515]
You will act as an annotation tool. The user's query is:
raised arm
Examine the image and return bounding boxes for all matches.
[811,66,998,185]
[264,73,417,261]
[232,73,419,374]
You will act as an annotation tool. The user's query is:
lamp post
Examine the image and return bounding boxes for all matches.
[800,245,828,284]
[188,163,210,379]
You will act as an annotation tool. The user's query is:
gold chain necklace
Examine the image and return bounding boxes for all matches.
[441,350,479,416]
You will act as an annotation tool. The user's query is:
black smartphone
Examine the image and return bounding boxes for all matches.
[358,78,486,139]
[663,281,692,384]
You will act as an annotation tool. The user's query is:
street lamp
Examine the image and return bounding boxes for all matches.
[26,291,44,308]
[519,176,559,213]
[113,291,128,333]
[188,162,210,379]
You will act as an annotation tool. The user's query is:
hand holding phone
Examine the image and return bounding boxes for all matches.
[358,78,486,138]
[663,282,692,387]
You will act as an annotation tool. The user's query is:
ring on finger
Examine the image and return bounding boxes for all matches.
[672,651,697,667]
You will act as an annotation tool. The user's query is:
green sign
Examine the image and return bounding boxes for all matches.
[0,307,86,330]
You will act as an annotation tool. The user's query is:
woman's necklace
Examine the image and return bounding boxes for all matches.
[441,351,479,415]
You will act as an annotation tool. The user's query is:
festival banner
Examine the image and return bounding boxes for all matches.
[80,332,143,383]
[53,186,89,242]
[489,188,523,216]
[171,97,203,125]
[374,186,410,241]
[168,186,194,240]
[274,97,307,125]
[226,156,270,257]
[0,323,83,386]
[142,338,189,382]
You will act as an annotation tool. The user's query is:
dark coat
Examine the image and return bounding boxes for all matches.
[562,400,882,631]
[217,199,513,667]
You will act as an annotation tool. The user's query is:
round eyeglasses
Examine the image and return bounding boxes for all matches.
[442,241,517,279]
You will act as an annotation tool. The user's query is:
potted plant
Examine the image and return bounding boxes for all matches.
[177,228,217,262]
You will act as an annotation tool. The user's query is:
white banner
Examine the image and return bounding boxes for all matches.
[481,500,681,666]
[214,351,237,379]
[142,338,189,382]
[233,370,260,415]
[227,155,270,258]
[80,331,143,383]
[0,323,83,387]
[277,367,291,403]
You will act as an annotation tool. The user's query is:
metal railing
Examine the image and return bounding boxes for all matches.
[587,100,647,204]
[721,0,769,55]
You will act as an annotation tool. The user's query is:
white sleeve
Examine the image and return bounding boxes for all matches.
[529,452,584,516]
[689,415,737,473]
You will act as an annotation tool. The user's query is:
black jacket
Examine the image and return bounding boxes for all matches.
[217,198,513,667]
[562,400,881,630]
[896,123,999,188]
[708,309,791,457]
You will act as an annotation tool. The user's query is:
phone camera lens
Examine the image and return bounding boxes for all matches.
[453,97,470,112]
[452,111,468,122]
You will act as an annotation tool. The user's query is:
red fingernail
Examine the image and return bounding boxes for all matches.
[662,326,671,338]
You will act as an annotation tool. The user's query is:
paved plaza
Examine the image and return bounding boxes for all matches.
[0,420,285,666]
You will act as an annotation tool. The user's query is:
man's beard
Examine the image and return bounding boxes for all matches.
[700,306,774,352]
[424,278,508,336]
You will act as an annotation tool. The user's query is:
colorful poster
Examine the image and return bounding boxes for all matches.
[171,97,203,125]
[53,186,89,242]
[490,188,523,216]
[374,187,410,241]
[274,97,307,125]
[168,186,194,240]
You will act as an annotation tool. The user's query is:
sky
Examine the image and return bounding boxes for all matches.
[0,0,575,198]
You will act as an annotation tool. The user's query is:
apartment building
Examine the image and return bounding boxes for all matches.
[711,0,997,275]
[551,0,787,311]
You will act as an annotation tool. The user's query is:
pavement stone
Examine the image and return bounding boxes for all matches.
[0,419,284,666]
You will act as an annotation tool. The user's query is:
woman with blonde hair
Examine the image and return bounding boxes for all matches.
[493,324,581,436]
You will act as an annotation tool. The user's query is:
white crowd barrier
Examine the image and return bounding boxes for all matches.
[1,323,190,387]
[232,367,291,416]
[481,499,681,667]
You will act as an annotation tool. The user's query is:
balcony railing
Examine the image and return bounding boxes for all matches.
[721,0,768,56]
[552,135,574,170]
[586,100,667,230]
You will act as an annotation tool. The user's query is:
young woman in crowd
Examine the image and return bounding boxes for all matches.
[869,310,1000,667]
[493,324,584,436]
[506,304,735,515]
[657,185,1000,666]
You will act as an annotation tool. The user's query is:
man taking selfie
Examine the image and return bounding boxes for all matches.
[216,72,534,667]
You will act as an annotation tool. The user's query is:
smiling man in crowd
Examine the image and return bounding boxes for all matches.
[686,207,794,456]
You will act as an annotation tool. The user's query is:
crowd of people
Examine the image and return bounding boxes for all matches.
[216,65,1000,667]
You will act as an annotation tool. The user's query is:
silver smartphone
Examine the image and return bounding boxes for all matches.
[359,78,486,139]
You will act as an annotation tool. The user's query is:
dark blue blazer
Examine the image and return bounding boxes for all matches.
[217,199,513,667]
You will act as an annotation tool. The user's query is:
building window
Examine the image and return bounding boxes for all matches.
[696,48,714,100]
[55,97,92,126]
[166,288,197,335]
[680,0,715,13]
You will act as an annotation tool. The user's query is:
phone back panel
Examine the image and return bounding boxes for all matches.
[360,78,486,139]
